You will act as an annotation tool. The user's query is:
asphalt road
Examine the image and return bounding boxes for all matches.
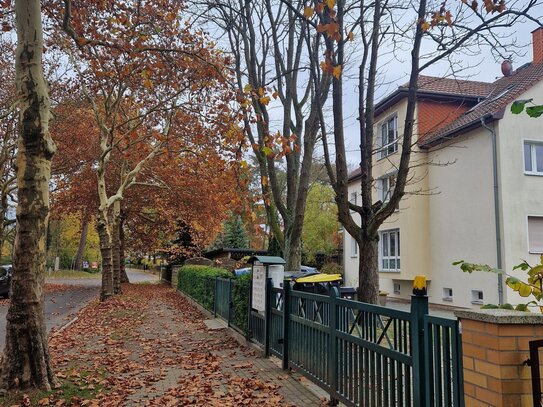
[0,269,158,349]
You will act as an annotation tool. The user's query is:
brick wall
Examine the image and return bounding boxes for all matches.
[457,310,543,407]
[417,100,470,141]
[533,28,543,65]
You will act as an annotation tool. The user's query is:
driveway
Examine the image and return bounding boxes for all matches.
[0,269,158,349]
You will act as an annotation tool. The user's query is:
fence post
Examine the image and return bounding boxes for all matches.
[247,278,253,339]
[264,277,273,357]
[213,277,218,317]
[328,286,339,406]
[227,278,233,327]
[411,275,429,407]
[282,280,290,370]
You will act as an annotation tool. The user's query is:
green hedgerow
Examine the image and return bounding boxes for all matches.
[177,265,231,311]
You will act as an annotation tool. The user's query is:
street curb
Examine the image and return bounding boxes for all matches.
[52,316,79,336]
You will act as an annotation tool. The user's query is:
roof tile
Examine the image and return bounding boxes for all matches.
[421,62,543,146]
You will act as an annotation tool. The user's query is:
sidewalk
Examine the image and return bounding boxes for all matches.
[44,283,323,406]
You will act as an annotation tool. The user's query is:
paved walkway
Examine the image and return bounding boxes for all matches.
[49,283,323,406]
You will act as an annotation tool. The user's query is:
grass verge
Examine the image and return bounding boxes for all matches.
[46,269,101,279]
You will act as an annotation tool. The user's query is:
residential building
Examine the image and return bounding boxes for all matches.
[343,28,543,309]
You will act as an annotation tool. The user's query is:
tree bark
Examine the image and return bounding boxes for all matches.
[0,0,58,391]
[97,212,113,301]
[111,208,121,294]
[119,213,129,283]
[284,233,302,272]
[357,237,379,304]
[74,215,89,270]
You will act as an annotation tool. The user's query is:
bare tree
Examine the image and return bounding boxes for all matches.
[197,0,331,270]
[292,0,542,303]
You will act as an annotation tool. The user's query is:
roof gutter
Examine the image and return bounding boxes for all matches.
[480,117,504,305]
[375,89,482,117]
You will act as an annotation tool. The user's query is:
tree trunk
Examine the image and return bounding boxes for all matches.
[284,233,302,272]
[0,0,57,391]
[97,213,113,301]
[119,214,129,283]
[110,201,121,294]
[357,237,379,304]
[74,216,89,270]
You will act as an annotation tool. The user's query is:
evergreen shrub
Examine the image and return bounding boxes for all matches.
[177,265,231,311]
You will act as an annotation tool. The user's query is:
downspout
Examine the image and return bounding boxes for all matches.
[481,117,504,304]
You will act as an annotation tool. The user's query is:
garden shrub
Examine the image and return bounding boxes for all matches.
[177,265,231,311]
[231,273,251,334]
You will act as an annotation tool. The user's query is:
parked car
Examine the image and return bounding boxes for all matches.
[234,267,251,277]
[0,265,13,298]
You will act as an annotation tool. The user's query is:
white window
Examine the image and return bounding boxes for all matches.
[379,229,400,272]
[524,142,543,175]
[471,290,483,305]
[350,236,358,257]
[378,174,396,203]
[528,216,543,253]
[393,283,401,295]
[443,288,453,302]
[379,115,398,159]
[350,192,358,205]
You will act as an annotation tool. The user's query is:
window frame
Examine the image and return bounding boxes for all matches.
[350,191,358,206]
[524,140,543,176]
[378,173,396,203]
[350,236,358,258]
[442,287,453,302]
[379,229,400,272]
[471,290,484,305]
[378,115,398,159]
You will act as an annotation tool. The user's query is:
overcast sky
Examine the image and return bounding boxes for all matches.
[199,3,543,168]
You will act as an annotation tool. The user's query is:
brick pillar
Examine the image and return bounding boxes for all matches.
[455,309,543,407]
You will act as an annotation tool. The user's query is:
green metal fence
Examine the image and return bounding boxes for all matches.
[212,277,250,335]
[262,279,464,407]
[215,278,232,321]
[180,276,464,407]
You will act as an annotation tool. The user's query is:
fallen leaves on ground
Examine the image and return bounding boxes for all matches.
[5,283,309,406]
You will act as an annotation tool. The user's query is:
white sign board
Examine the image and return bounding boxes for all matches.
[269,265,285,288]
[252,263,266,313]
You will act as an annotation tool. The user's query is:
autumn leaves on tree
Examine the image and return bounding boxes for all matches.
[49,0,246,300]
[0,0,246,391]
[1,0,541,394]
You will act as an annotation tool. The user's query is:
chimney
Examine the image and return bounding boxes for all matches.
[533,27,543,65]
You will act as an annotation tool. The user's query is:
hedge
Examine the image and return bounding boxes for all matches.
[177,265,231,311]
[230,273,251,334]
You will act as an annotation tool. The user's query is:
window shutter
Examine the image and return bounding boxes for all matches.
[528,216,543,253]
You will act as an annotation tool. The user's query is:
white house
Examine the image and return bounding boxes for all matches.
[343,28,543,309]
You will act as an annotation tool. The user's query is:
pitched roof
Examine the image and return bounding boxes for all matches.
[413,75,493,98]
[375,75,491,117]
[421,62,543,147]
[348,167,361,182]
[348,62,543,181]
